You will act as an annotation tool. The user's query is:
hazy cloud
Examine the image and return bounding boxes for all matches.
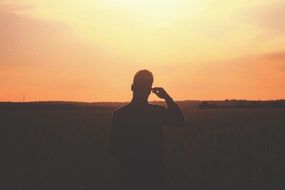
[246,1,285,33]
[194,51,285,98]
[261,51,285,62]
[0,3,74,67]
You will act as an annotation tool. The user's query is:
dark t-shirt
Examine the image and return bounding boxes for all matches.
[111,103,167,162]
[110,101,185,189]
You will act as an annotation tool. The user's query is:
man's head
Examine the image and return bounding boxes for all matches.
[131,70,153,100]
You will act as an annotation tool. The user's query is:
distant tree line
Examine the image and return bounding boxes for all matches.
[199,100,285,109]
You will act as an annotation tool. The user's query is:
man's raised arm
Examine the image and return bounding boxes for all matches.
[152,87,186,127]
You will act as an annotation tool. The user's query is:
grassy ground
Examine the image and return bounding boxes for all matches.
[1,105,284,190]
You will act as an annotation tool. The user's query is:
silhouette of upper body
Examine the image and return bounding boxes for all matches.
[110,70,185,190]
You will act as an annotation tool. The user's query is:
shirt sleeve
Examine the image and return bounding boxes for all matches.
[160,100,186,127]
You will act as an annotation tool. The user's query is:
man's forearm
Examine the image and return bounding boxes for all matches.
[165,95,175,107]
[165,97,186,127]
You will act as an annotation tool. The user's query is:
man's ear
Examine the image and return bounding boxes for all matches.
[131,84,134,92]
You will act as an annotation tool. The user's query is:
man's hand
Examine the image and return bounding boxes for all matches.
[152,87,171,100]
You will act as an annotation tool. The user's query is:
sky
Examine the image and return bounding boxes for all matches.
[1,0,285,102]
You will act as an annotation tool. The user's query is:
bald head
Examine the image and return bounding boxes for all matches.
[131,70,153,100]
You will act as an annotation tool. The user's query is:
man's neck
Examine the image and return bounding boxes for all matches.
[131,97,149,105]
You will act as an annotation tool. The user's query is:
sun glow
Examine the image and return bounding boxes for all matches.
[98,0,206,21]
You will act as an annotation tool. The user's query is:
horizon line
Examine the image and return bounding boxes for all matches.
[1,99,285,104]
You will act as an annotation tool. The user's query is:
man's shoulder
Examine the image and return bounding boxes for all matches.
[113,103,166,116]
[113,104,132,115]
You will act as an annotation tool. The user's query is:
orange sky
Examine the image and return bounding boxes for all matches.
[1,0,285,102]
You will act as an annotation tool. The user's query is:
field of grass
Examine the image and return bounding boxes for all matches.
[1,103,284,190]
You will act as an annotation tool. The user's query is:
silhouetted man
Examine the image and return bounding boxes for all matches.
[110,70,185,190]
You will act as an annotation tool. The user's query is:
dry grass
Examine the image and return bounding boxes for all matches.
[1,106,284,190]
